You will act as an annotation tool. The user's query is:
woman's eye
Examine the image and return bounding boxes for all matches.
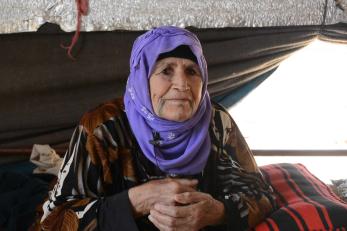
[187,69,196,75]
[187,68,200,77]
[161,67,172,75]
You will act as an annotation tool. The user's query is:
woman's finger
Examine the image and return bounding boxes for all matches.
[148,214,168,231]
[150,208,192,230]
[160,179,197,195]
[153,204,188,218]
[174,191,210,204]
[171,178,198,187]
[162,178,198,192]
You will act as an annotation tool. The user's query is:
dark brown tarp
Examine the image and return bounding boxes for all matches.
[1,23,346,151]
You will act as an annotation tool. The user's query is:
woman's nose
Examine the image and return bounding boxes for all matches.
[172,71,189,91]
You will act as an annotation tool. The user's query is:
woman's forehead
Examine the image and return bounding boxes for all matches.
[153,57,199,69]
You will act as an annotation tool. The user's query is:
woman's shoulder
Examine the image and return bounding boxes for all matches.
[79,98,125,134]
[210,101,237,130]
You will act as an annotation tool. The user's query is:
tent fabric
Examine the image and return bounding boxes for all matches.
[1,23,347,150]
[319,22,347,42]
[214,68,277,108]
[2,0,347,33]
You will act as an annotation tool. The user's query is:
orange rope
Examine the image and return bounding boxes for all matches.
[61,0,89,60]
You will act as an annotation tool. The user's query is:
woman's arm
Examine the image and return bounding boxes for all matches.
[213,105,276,230]
[40,125,139,231]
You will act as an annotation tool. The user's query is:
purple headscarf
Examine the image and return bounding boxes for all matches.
[124,26,212,175]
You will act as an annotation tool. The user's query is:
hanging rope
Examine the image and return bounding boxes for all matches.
[61,0,89,60]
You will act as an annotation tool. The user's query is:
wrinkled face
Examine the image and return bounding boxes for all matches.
[149,57,203,122]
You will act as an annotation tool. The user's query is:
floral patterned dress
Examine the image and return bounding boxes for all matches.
[41,98,276,231]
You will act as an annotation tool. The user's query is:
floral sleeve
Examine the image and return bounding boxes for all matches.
[41,126,102,230]
[41,99,139,231]
[211,103,276,230]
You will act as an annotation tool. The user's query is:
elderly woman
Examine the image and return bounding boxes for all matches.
[41,26,275,231]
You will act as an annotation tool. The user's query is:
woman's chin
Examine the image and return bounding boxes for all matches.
[160,108,193,122]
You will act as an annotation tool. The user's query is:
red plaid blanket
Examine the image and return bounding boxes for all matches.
[256,163,347,231]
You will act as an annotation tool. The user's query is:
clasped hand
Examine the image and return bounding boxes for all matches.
[128,178,225,231]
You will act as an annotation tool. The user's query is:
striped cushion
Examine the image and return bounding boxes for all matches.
[255,163,347,231]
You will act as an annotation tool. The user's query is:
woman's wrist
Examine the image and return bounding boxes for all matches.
[128,186,148,218]
[209,199,226,226]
